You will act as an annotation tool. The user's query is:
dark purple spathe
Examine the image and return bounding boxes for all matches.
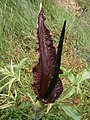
[32,7,66,103]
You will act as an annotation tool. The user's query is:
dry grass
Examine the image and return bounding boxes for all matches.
[55,0,81,16]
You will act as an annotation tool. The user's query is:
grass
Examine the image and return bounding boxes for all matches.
[0,0,90,119]
[0,0,90,65]
[75,0,90,63]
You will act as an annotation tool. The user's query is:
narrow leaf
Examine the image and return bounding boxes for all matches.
[19,58,28,67]
[62,105,81,120]
[45,103,53,114]
[8,78,16,91]
[0,82,9,92]
[11,60,14,75]
[68,72,75,83]
[81,70,90,81]
[58,85,75,101]
[0,102,14,109]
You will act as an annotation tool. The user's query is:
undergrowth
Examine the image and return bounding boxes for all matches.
[0,0,90,119]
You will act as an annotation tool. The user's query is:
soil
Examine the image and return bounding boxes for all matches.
[55,0,81,16]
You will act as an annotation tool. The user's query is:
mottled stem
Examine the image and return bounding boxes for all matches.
[34,112,38,120]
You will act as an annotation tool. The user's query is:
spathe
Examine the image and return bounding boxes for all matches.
[32,6,66,103]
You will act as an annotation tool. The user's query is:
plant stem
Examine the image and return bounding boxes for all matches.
[34,112,38,120]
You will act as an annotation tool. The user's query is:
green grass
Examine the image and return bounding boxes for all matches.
[0,0,90,64]
[75,0,90,63]
[0,0,90,119]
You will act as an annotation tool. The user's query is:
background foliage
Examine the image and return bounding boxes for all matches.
[0,0,90,119]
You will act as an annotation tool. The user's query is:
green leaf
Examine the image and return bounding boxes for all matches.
[19,58,28,67]
[0,82,9,92]
[62,105,81,120]
[46,103,53,114]
[58,85,75,101]
[60,67,71,78]
[68,72,75,83]
[8,78,16,91]
[11,60,14,75]
[0,76,9,83]
[0,102,14,109]
[81,70,90,81]
[76,70,90,84]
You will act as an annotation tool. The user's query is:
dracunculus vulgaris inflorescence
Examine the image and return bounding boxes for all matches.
[32,5,66,104]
